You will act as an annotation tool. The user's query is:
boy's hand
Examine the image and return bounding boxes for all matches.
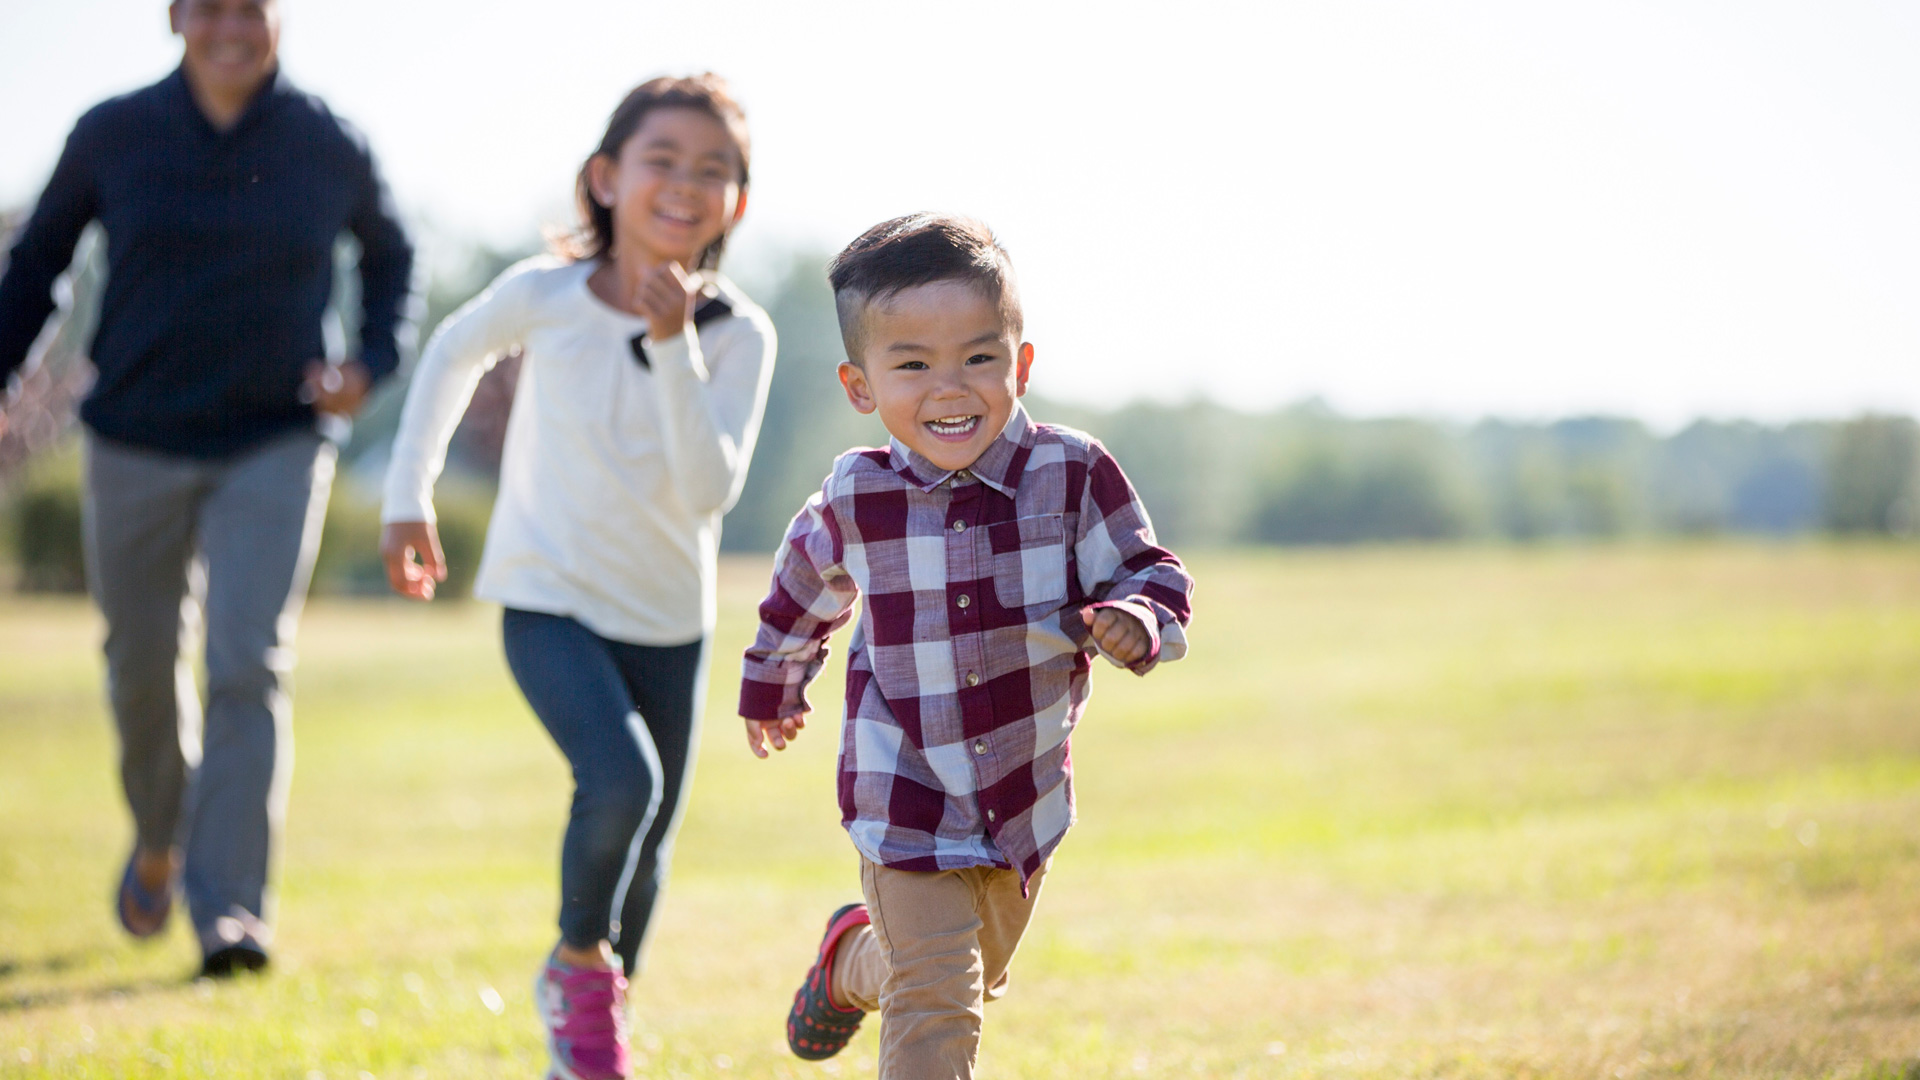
[744,713,807,759]
[634,261,699,342]
[1081,605,1152,666]
[381,520,447,601]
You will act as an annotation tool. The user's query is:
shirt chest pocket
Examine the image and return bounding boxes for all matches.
[984,513,1068,610]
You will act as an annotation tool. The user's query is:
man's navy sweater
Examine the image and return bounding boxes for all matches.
[0,66,414,459]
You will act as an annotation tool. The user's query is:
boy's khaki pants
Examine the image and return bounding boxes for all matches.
[832,857,1050,1079]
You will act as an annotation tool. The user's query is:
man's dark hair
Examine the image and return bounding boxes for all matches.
[826,213,1022,364]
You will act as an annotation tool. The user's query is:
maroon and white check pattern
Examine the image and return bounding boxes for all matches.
[741,406,1194,885]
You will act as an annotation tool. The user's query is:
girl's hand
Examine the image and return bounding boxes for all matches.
[1081,605,1152,666]
[744,713,807,759]
[634,260,699,342]
[381,520,447,601]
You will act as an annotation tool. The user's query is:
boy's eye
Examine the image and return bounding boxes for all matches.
[966,353,999,365]
[895,360,929,371]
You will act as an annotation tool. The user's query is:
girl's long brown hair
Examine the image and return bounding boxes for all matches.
[555,73,751,271]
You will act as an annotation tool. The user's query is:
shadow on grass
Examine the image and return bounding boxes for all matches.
[0,949,205,1014]
[0,950,102,981]
[0,975,196,1015]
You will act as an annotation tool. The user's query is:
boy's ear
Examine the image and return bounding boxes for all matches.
[1014,342,1034,397]
[729,187,749,228]
[838,361,877,415]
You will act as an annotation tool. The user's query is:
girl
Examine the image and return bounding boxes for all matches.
[379,74,773,1080]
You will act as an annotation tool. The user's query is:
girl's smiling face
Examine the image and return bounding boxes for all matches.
[588,106,746,269]
[838,280,1034,474]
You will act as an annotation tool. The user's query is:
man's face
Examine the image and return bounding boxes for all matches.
[171,0,279,98]
[838,280,1033,474]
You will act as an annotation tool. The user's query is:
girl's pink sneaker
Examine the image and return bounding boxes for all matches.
[534,952,632,1080]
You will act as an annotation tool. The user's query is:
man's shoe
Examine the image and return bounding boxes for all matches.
[114,849,175,939]
[199,945,269,978]
[787,903,871,1061]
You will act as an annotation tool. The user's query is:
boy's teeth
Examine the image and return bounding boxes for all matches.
[928,416,978,435]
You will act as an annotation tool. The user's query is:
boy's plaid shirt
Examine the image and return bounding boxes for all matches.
[740,406,1194,886]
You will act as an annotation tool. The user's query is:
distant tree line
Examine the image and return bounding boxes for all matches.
[4,243,1915,594]
[715,257,1918,550]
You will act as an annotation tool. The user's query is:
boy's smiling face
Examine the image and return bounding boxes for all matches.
[839,280,1034,474]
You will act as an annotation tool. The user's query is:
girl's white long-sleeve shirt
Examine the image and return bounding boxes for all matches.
[381,256,776,644]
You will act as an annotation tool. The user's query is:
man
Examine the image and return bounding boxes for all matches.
[0,0,415,976]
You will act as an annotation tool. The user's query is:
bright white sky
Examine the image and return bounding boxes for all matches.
[3,1,1916,426]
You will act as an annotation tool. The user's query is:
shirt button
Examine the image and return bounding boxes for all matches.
[986,809,997,822]
[956,469,972,481]
[952,520,967,532]
[973,741,987,755]
[965,672,980,687]
[956,594,970,609]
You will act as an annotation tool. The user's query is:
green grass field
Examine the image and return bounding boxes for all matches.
[2,544,1918,1079]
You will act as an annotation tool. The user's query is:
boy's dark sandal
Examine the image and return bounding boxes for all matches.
[200,945,269,979]
[787,903,870,1060]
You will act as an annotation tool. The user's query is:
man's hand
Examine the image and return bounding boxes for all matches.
[380,520,446,601]
[633,261,699,342]
[1081,605,1153,666]
[744,713,807,759]
[0,382,19,439]
[303,359,371,417]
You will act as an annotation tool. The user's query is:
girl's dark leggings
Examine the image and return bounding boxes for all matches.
[501,608,706,977]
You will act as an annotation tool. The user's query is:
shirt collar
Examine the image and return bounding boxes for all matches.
[167,63,292,136]
[887,404,1034,496]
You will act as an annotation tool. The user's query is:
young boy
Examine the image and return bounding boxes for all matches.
[739,213,1194,1077]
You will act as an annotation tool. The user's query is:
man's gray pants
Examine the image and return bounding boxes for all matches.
[81,429,334,957]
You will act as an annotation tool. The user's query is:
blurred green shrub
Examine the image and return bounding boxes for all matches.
[0,437,496,597]
[9,438,86,593]
[1824,414,1919,535]
[1252,435,1476,545]
[313,480,494,598]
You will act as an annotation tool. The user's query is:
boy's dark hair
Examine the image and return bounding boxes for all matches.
[827,214,1022,364]
[556,73,750,270]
